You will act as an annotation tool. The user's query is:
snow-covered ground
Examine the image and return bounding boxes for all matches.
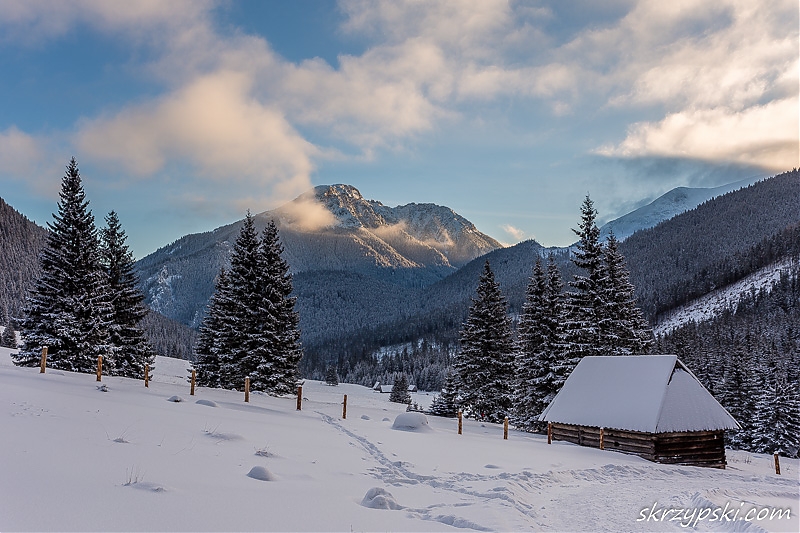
[1,350,797,532]
[655,258,797,336]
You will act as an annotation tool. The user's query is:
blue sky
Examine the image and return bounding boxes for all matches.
[1,0,797,258]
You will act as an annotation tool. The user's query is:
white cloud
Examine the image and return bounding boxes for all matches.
[501,224,527,241]
[77,70,318,201]
[595,98,799,171]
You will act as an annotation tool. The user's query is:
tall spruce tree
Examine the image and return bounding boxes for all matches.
[193,216,302,395]
[560,195,605,375]
[751,371,800,458]
[389,372,411,404]
[14,158,113,373]
[193,268,234,388]
[454,261,514,423]
[99,211,155,378]
[513,259,548,430]
[251,220,303,395]
[600,232,653,355]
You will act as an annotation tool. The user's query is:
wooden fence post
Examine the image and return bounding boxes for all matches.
[547,422,552,444]
[457,410,463,435]
[503,416,509,440]
[599,427,605,450]
[774,452,781,475]
[190,369,196,396]
[342,394,347,419]
[144,364,149,388]
[96,356,103,382]
[39,346,48,373]
[296,385,302,411]
[244,377,250,403]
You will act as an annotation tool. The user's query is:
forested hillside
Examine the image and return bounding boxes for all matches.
[0,197,47,323]
[621,169,800,320]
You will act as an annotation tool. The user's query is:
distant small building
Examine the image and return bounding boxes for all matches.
[539,355,739,468]
[374,382,418,393]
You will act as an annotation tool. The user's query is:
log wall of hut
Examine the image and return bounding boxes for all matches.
[550,423,726,468]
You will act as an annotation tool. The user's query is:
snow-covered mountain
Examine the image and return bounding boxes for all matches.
[599,178,758,241]
[136,185,502,327]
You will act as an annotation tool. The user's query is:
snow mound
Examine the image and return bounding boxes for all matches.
[166,395,183,403]
[360,414,370,420]
[96,385,108,392]
[195,399,217,407]
[361,487,402,510]
[246,466,275,481]
[391,412,432,432]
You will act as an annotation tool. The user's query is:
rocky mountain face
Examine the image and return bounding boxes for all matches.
[136,184,502,328]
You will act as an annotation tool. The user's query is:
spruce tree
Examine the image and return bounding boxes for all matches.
[751,371,800,458]
[720,347,758,449]
[99,211,155,378]
[560,195,605,377]
[454,261,515,423]
[389,373,411,404]
[325,365,339,386]
[513,259,548,430]
[14,158,113,373]
[251,220,303,395]
[1,319,17,348]
[428,369,459,417]
[600,232,653,355]
[193,268,233,388]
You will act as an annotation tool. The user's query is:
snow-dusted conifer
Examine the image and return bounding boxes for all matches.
[193,268,234,388]
[454,261,514,423]
[251,220,303,395]
[14,158,113,373]
[560,195,604,376]
[389,373,411,404]
[428,370,459,418]
[325,365,339,386]
[99,211,155,378]
[1,319,17,348]
[719,348,757,449]
[600,232,653,355]
[751,371,800,458]
[513,259,548,430]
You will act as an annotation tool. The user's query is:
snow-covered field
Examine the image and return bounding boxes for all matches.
[1,350,797,532]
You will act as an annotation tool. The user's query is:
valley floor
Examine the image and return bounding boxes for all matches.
[1,350,797,532]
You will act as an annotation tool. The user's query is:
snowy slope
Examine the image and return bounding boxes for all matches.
[600,178,757,242]
[1,350,797,532]
[654,257,797,336]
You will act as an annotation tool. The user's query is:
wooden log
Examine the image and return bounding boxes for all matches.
[190,370,196,396]
[39,346,48,373]
[774,453,781,475]
[342,394,347,419]
[96,356,103,382]
[144,364,149,388]
[296,385,302,411]
[458,411,463,435]
[503,417,509,440]
[547,422,552,444]
[244,377,250,403]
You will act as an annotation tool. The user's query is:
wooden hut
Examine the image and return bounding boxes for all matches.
[539,355,739,468]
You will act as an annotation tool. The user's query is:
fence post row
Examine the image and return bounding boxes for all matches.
[39,346,48,374]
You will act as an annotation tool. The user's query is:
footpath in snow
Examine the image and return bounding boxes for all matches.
[1,350,797,532]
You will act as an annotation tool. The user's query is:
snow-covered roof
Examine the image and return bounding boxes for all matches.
[539,355,739,433]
